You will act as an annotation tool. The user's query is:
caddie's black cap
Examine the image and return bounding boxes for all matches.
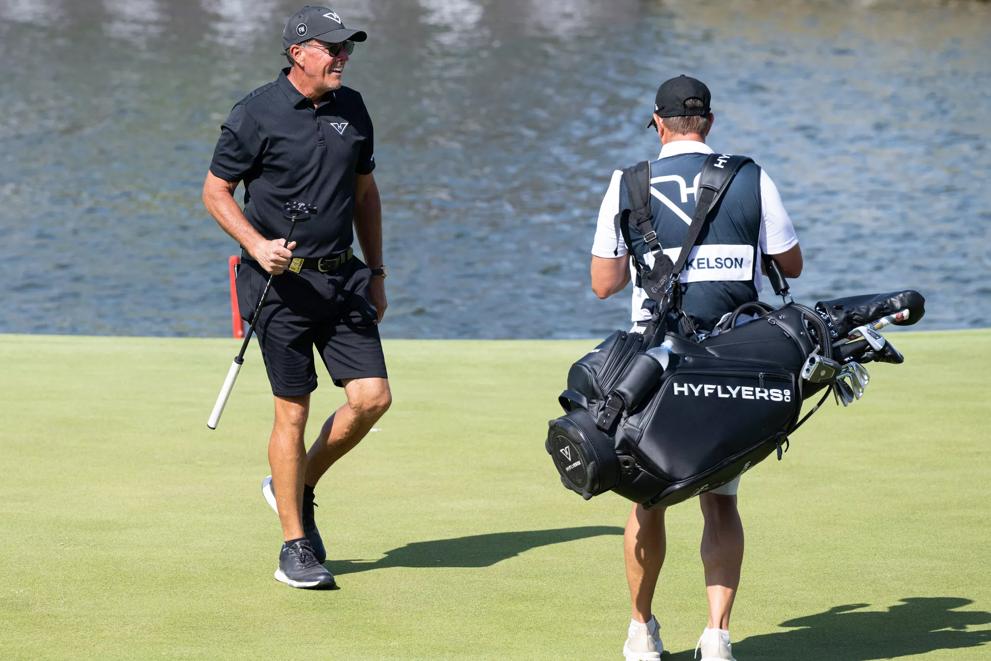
[646,75,712,128]
[282,5,367,50]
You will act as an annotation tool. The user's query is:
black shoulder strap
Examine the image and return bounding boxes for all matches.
[614,161,654,281]
[640,154,754,303]
[620,161,660,252]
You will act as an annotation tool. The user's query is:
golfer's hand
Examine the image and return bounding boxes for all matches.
[369,277,387,323]
[252,239,297,275]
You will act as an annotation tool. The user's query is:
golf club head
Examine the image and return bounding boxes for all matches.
[849,362,871,389]
[846,372,865,399]
[850,324,886,351]
[873,340,905,364]
[283,200,317,221]
[833,378,855,407]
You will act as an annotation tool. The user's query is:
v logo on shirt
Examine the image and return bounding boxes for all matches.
[329,122,348,135]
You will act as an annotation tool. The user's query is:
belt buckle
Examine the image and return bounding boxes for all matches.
[317,256,336,273]
[288,258,304,274]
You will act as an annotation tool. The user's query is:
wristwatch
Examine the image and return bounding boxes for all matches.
[370,265,388,279]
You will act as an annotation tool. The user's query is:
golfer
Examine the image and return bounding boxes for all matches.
[202,5,390,590]
[590,76,803,659]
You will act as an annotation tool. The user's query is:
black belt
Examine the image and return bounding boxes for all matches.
[241,248,354,273]
[287,247,353,273]
[243,247,354,273]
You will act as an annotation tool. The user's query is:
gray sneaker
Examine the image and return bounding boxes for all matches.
[623,616,663,661]
[274,539,336,589]
[261,475,327,564]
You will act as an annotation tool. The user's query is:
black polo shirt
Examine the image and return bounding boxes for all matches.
[209,68,375,257]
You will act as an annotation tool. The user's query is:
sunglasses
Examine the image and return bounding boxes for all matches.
[304,40,355,57]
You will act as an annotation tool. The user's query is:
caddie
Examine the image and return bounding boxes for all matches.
[590,75,803,660]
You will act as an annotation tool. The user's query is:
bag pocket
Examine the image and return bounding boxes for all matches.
[622,367,799,482]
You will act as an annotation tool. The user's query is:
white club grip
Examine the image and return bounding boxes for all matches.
[207,360,242,430]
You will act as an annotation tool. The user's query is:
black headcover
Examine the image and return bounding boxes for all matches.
[815,290,925,338]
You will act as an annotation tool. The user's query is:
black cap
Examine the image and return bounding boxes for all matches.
[646,75,712,128]
[282,5,367,50]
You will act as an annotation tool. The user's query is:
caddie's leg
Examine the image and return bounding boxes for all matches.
[269,394,310,541]
[625,503,667,622]
[304,377,391,486]
[699,492,744,629]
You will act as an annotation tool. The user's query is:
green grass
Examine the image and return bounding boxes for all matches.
[0,331,989,660]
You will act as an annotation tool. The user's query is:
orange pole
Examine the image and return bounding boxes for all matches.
[228,255,243,338]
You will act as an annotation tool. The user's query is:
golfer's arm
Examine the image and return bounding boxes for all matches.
[591,255,630,299]
[354,173,383,268]
[202,171,265,257]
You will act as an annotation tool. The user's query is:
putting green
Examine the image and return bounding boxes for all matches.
[1,331,988,659]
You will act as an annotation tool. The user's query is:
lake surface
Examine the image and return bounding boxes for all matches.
[1,0,989,338]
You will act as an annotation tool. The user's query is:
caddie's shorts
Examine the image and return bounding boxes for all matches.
[236,257,388,397]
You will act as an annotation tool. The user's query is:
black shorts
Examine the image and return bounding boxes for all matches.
[236,257,388,397]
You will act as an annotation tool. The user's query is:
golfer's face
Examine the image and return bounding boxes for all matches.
[302,40,348,92]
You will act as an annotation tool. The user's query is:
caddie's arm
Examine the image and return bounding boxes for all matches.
[759,169,803,279]
[354,172,387,321]
[769,244,803,278]
[591,255,631,299]
[202,171,295,275]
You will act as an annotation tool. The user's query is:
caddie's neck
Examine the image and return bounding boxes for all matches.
[660,130,706,145]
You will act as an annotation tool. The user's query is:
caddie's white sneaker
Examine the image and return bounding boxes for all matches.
[695,627,735,661]
[623,616,663,661]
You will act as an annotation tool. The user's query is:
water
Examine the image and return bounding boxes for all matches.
[1,0,989,338]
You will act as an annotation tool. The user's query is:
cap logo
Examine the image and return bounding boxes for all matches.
[296,23,307,36]
[323,11,342,24]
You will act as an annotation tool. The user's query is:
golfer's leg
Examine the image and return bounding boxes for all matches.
[270,394,310,541]
[625,503,667,622]
[699,493,744,630]
[304,377,391,486]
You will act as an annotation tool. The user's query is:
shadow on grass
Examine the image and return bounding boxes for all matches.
[328,525,622,576]
[662,597,990,660]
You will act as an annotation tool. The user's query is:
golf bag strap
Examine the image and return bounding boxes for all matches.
[671,154,754,275]
[616,161,654,283]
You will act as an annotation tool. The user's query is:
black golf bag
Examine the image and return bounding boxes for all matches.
[546,290,924,509]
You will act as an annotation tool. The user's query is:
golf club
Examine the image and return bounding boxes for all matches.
[833,309,910,365]
[207,201,316,430]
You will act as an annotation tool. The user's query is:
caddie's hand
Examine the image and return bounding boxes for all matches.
[252,239,297,275]
[369,276,388,323]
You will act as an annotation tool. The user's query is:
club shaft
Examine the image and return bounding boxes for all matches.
[236,218,299,361]
[868,309,910,332]
[207,217,299,429]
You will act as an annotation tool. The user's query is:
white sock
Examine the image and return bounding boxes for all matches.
[630,617,657,634]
